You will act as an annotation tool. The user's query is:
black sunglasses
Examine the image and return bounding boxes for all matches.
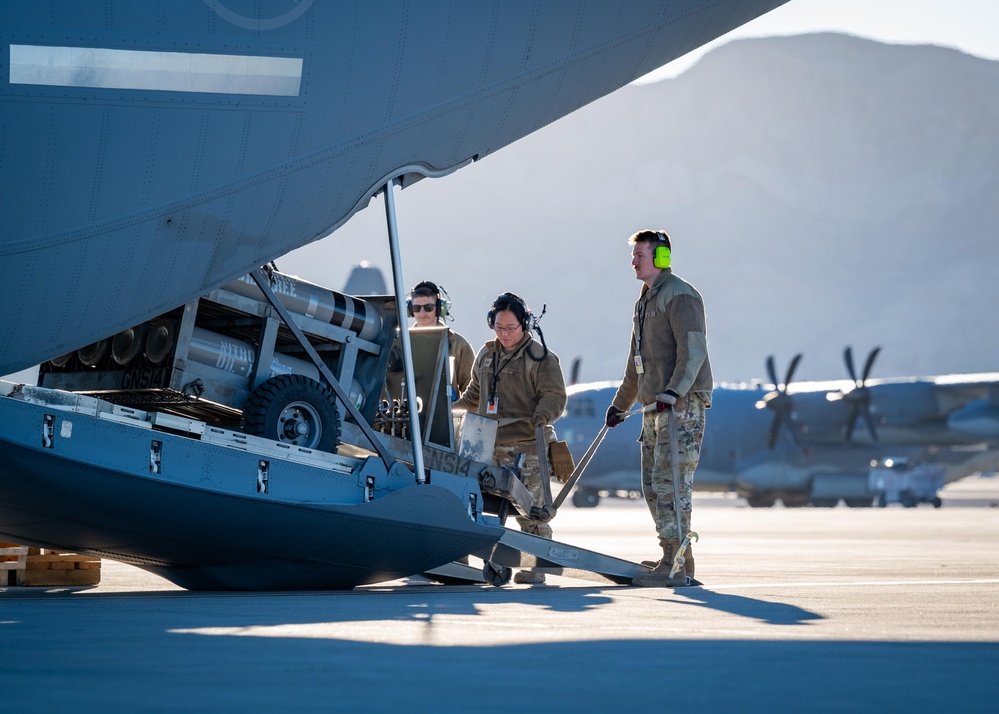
[412,304,437,313]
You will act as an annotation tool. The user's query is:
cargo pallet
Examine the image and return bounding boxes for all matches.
[0,542,101,586]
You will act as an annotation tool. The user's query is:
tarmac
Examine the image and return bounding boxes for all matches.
[2,475,998,713]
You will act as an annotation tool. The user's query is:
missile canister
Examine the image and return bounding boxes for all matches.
[224,272,382,342]
[188,327,320,382]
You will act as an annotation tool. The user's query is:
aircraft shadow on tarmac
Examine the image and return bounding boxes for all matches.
[2,593,995,713]
[3,579,821,626]
[5,579,997,713]
[2,582,615,616]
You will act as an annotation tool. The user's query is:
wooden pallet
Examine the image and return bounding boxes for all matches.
[0,542,102,586]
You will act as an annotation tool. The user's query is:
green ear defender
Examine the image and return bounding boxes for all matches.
[653,231,671,269]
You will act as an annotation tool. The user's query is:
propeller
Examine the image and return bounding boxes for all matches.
[568,357,581,386]
[832,345,881,441]
[755,353,802,449]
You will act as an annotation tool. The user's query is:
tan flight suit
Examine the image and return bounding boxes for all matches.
[384,325,475,401]
[448,329,475,397]
[455,334,566,537]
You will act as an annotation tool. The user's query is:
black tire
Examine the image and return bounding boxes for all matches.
[845,498,873,508]
[932,496,943,509]
[572,489,600,508]
[243,374,341,452]
[483,561,512,587]
[746,492,776,508]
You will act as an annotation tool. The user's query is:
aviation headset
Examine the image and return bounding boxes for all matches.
[651,230,672,270]
[488,292,550,361]
[406,280,451,319]
[486,292,532,331]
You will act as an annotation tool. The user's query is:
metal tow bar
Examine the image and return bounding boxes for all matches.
[551,405,648,511]
[667,404,698,582]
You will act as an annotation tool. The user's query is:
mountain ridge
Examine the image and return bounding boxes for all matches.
[277,32,999,384]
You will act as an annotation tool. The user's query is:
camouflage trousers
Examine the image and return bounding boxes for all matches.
[493,441,553,539]
[640,393,706,545]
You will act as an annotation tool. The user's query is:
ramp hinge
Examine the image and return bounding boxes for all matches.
[42,414,54,448]
[150,440,162,474]
[257,460,270,494]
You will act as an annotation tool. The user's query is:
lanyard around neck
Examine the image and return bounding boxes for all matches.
[489,340,527,402]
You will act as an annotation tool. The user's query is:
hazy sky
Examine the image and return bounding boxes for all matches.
[638,0,999,82]
[5,1,997,383]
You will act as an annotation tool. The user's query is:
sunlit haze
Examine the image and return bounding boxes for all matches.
[636,0,999,82]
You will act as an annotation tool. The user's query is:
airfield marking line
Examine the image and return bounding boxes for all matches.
[675,578,999,590]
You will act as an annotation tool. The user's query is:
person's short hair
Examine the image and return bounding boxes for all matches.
[407,280,450,318]
[629,229,671,251]
[411,280,439,300]
[486,292,532,331]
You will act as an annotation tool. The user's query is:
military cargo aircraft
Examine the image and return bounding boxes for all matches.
[559,349,999,508]
[0,1,790,589]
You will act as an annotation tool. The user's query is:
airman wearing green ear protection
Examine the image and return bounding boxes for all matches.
[607,229,713,587]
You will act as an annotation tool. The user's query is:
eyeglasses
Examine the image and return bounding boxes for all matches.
[411,304,437,313]
[494,324,522,334]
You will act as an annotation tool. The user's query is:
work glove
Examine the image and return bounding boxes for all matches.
[605,405,624,428]
[386,345,403,373]
[530,413,547,428]
[655,390,680,413]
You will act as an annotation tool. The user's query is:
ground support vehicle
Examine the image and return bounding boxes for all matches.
[869,457,945,508]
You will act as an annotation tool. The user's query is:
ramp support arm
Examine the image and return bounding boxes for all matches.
[382,179,427,483]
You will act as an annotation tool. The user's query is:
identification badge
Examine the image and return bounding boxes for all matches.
[634,355,644,374]
[487,397,499,415]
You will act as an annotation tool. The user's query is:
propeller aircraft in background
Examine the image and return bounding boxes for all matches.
[560,348,999,508]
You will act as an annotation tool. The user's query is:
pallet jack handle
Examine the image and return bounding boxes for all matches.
[550,405,648,511]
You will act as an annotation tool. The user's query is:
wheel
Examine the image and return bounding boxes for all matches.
[746,492,776,508]
[932,496,943,508]
[243,374,341,452]
[845,498,873,508]
[901,491,917,508]
[877,493,887,508]
[781,493,809,508]
[483,561,512,587]
[811,498,838,508]
[571,489,600,508]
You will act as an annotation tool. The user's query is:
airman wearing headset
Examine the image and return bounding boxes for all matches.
[606,230,713,587]
[404,280,475,397]
[453,292,567,585]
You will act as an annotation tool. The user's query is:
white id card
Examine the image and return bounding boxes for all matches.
[634,355,644,374]
[487,397,499,415]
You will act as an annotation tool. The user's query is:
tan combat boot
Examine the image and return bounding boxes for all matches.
[641,539,670,568]
[633,539,688,587]
[514,569,546,585]
[684,544,701,585]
